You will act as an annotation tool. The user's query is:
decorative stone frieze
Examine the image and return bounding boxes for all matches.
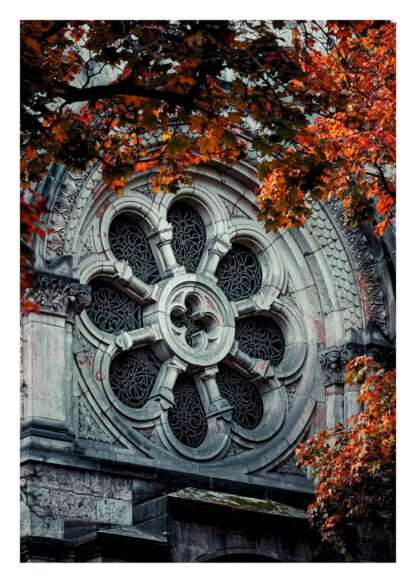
[225,439,251,457]
[221,197,250,219]
[26,272,91,318]
[269,454,307,477]
[46,165,102,262]
[79,227,96,259]
[328,198,388,335]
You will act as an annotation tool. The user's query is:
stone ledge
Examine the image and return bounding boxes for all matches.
[21,527,170,563]
[169,488,307,520]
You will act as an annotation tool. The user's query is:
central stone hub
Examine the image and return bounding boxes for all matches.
[144,273,235,367]
[170,299,210,348]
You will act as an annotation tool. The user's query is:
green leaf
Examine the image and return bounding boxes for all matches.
[166,133,190,158]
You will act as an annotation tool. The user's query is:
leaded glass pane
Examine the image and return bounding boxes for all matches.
[109,216,159,283]
[167,202,206,272]
[235,316,285,367]
[216,244,262,301]
[87,281,142,333]
[168,375,208,447]
[109,348,160,408]
[217,363,263,430]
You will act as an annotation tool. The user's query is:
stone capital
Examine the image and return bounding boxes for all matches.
[25,272,91,319]
[206,234,232,257]
[319,349,345,387]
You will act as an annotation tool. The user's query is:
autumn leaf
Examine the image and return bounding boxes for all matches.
[165,133,191,158]
[19,20,395,311]
[25,37,42,55]
[197,136,216,155]
[296,356,395,559]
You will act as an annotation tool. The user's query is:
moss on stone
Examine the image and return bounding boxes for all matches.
[171,487,306,519]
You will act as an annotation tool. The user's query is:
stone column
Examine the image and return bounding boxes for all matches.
[320,349,345,428]
[21,271,91,450]
[149,219,185,277]
[148,356,187,409]
[341,344,366,426]
[344,383,360,426]
[198,366,232,418]
[199,234,231,277]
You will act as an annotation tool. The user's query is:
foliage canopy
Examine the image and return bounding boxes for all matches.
[296,357,396,560]
[20,19,395,310]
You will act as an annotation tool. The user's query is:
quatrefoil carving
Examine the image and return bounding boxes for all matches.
[170,293,220,350]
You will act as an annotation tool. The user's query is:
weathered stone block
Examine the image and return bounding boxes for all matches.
[22,314,67,424]
[96,498,132,525]
[23,464,132,501]
[30,514,65,539]
[50,489,97,520]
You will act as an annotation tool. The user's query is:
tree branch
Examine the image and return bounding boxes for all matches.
[57,79,201,107]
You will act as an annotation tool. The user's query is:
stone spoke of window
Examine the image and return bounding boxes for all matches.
[227,340,274,382]
[111,260,160,304]
[199,234,232,277]
[109,215,160,284]
[232,290,276,318]
[114,323,162,352]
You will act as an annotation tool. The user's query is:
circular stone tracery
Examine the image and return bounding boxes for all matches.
[170,299,208,347]
[145,273,235,367]
[81,197,295,456]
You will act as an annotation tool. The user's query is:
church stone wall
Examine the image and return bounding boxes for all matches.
[20,153,395,561]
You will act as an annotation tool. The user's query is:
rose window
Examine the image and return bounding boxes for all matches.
[80,195,305,460]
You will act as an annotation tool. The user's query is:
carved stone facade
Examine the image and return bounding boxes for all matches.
[25,272,91,319]
[21,153,395,562]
